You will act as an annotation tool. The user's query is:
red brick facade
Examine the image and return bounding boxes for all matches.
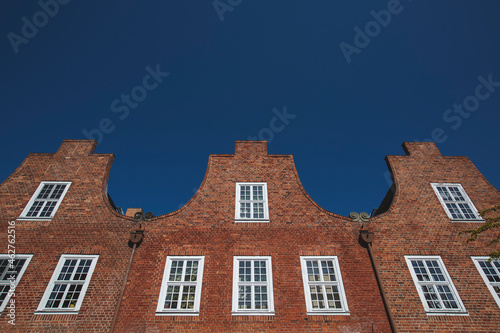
[0,140,498,332]
[370,142,500,332]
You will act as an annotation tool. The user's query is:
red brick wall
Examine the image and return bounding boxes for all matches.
[370,142,500,332]
[114,141,390,332]
[0,140,134,332]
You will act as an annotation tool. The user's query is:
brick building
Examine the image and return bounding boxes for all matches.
[0,140,498,332]
[368,142,500,332]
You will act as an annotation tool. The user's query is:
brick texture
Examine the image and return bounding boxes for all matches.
[370,142,500,333]
[2,140,498,332]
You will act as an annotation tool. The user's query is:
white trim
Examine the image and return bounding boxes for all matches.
[156,256,205,315]
[471,256,500,308]
[18,181,71,220]
[431,183,483,222]
[35,254,98,313]
[405,255,467,315]
[232,256,274,315]
[235,183,269,222]
[300,256,350,315]
[0,254,33,313]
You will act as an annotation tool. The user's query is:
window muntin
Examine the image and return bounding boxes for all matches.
[235,183,269,222]
[232,256,274,315]
[19,182,71,219]
[0,255,32,312]
[36,255,98,313]
[472,257,500,308]
[156,256,205,315]
[300,256,349,315]
[405,256,466,314]
[431,183,481,221]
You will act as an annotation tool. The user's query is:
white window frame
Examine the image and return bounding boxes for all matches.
[232,256,274,315]
[431,183,482,222]
[235,182,269,222]
[300,256,349,315]
[156,256,205,316]
[36,254,98,314]
[405,256,467,315]
[0,254,33,313]
[18,181,71,220]
[471,256,500,308]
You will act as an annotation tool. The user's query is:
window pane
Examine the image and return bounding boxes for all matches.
[37,184,54,199]
[426,260,445,282]
[46,284,67,308]
[437,187,452,201]
[422,285,441,309]
[448,187,465,201]
[437,285,458,309]
[240,186,251,200]
[238,286,252,309]
[445,203,464,219]
[458,203,476,219]
[39,201,57,217]
[62,284,82,308]
[58,259,77,280]
[50,184,67,199]
[26,201,44,217]
[479,261,500,282]
[253,186,263,200]
[412,260,430,281]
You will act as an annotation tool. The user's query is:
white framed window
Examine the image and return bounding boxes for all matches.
[300,256,349,315]
[431,183,482,221]
[156,256,205,316]
[405,256,467,315]
[471,256,500,308]
[235,183,269,222]
[36,255,98,314]
[232,256,274,315]
[0,255,33,313]
[19,181,71,220]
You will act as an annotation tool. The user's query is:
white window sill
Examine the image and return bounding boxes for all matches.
[426,311,469,316]
[17,217,53,221]
[231,311,275,316]
[34,311,79,315]
[450,219,484,223]
[155,312,199,316]
[306,311,350,316]
[235,219,270,223]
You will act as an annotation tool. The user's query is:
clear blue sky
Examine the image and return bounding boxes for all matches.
[1,1,499,217]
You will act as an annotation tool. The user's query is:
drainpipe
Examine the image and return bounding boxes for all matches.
[360,230,397,333]
[110,229,144,332]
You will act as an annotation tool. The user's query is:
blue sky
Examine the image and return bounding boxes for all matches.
[1,1,499,217]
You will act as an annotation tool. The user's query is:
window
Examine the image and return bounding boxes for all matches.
[19,181,71,219]
[0,255,32,312]
[156,256,205,315]
[405,256,466,314]
[300,256,349,315]
[232,256,274,315]
[472,256,500,308]
[36,255,98,313]
[431,183,481,221]
[235,183,269,222]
